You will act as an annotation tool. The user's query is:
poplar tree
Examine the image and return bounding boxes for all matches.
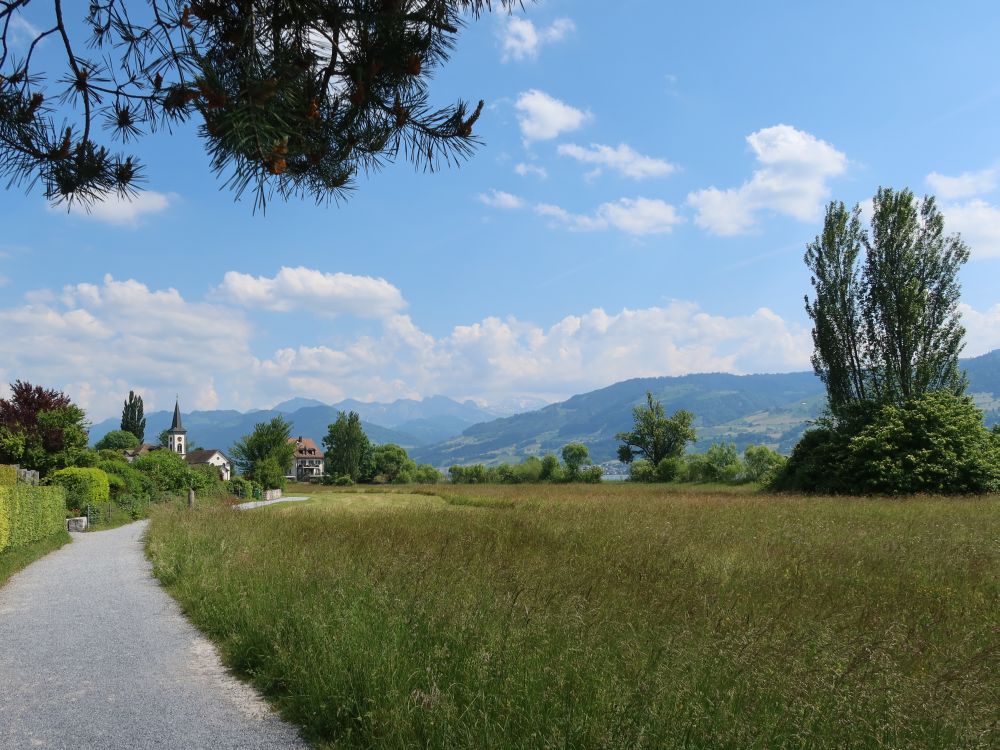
[323,410,371,482]
[805,187,969,422]
[120,390,146,443]
[1,1,518,211]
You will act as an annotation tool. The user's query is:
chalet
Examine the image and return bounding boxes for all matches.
[287,436,325,480]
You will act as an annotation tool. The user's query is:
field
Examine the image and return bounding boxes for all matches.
[146,483,998,749]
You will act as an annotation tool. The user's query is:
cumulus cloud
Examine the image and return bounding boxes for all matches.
[515,90,590,143]
[500,16,574,62]
[926,168,997,200]
[535,197,682,235]
[51,190,173,227]
[6,270,999,422]
[0,274,253,419]
[256,303,814,407]
[214,266,406,317]
[943,199,1000,259]
[557,143,677,179]
[477,189,525,209]
[961,303,1000,356]
[515,163,548,179]
[687,125,847,235]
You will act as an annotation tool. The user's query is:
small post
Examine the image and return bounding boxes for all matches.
[187,487,195,509]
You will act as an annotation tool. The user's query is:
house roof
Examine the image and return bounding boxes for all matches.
[185,448,231,465]
[288,436,324,460]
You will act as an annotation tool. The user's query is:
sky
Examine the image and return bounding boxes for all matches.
[1,0,999,421]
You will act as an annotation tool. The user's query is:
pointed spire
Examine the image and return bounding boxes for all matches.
[170,398,185,433]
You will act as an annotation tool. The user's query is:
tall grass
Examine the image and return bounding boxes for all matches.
[147,486,999,749]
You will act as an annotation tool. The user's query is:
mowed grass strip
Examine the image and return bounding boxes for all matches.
[146,486,999,749]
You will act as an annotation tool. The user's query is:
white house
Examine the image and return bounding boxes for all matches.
[185,448,234,482]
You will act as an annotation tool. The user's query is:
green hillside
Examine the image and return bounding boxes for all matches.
[413,350,1000,467]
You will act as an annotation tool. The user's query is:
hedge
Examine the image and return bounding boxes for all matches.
[0,464,16,487]
[50,467,110,512]
[0,485,66,553]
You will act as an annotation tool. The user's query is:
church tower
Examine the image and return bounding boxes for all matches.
[167,399,187,459]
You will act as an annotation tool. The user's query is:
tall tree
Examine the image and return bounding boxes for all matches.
[120,390,146,443]
[1,1,517,211]
[323,411,371,482]
[231,416,295,484]
[616,392,696,466]
[806,188,969,421]
[0,380,89,474]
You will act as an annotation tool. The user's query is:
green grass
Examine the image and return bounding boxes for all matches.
[147,484,999,749]
[0,531,71,588]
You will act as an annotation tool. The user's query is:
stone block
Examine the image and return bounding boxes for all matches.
[66,517,88,532]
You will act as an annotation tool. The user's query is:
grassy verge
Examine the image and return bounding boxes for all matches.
[0,531,72,588]
[147,485,999,749]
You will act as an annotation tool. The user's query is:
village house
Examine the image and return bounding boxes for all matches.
[287,436,325,480]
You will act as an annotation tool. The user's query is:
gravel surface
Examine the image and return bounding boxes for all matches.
[234,496,309,510]
[0,522,308,750]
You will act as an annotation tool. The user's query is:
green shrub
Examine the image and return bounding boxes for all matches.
[50,467,110,512]
[0,464,16,487]
[743,445,787,484]
[190,463,224,495]
[97,459,152,500]
[773,392,999,494]
[579,465,604,483]
[334,475,354,486]
[655,457,682,482]
[413,464,443,484]
[133,450,192,494]
[227,476,254,498]
[94,429,142,451]
[252,456,287,491]
[629,459,656,482]
[848,392,1000,494]
[1,485,66,552]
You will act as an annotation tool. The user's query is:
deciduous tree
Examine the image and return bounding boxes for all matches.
[231,416,295,484]
[323,410,371,482]
[616,392,696,466]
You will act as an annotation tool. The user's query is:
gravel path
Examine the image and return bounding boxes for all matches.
[0,522,308,750]
[234,496,309,510]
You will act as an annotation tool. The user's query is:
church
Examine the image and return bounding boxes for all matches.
[164,400,234,482]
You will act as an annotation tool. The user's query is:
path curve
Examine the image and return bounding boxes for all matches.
[235,496,309,510]
[0,522,307,750]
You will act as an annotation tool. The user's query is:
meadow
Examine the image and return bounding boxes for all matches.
[146,483,998,749]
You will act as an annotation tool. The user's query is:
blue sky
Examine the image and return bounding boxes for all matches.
[1,0,999,420]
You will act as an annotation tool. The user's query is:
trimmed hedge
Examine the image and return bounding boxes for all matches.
[50,467,110,512]
[0,485,66,553]
[0,464,16,487]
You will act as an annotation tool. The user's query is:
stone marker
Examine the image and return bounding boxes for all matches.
[66,517,88,532]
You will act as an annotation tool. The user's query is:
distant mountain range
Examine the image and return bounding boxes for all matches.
[89,395,512,454]
[411,349,1000,467]
[89,350,1000,467]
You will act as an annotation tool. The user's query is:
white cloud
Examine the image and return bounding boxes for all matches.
[214,266,406,318]
[257,303,814,407]
[926,168,997,200]
[536,197,682,235]
[687,125,847,235]
[515,90,590,143]
[961,303,1000,357]
[477,189,525,209]
[500,16,574,62]
[557,143,677,180]
[515,163,548,179]
[942,199,1000,259]
[52,190,172,227]
[5,270,998,423]
[0,274,253,419]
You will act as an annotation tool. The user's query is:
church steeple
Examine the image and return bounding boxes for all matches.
[168,398,187,458]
